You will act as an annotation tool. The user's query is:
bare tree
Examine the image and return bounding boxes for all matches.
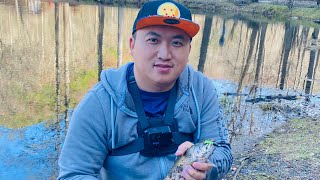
[252,23,267,93]
[63,3,70,130]
[305,28,319,94]
[293,27,309,90]
[198,14,213,73]
[54,0,61,156]
[117,6,124,68]
[219,19,226,47]
[237,21,259,93]
[97,5,105,81]
[278,22,297,90]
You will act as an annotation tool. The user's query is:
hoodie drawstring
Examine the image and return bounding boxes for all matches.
[191,84,201,143]
[111,97,115,150]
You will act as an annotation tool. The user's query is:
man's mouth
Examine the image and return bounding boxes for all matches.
[154,64,173,73]
[154,64,173,68]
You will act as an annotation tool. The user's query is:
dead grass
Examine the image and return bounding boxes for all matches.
[225,118,320,179]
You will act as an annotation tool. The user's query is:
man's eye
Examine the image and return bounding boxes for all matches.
[172,41,183,47]
[147,38,159,44]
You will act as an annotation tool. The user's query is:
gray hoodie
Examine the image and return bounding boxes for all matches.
[58,62,233,180]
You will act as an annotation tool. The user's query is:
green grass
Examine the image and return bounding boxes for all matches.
[220,96,234,114]
[0,70,98,129]
[245,3,289,16]
[70,70,97,92]
[191,1,320,29]
[260,119,320,162]
[243,3,320,22]
[79,0,320,25]
[259,103,273,112]
[292,7,320,19]
[0,84,56,128]
[69,69,98,107]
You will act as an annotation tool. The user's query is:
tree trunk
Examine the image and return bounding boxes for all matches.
[279,22,296,90]
[63,3,70,130]
[237,21,259,93]
[293,27,308,89]
[97,5,105,81]
[54,0,61,155]
[253,23,267,89]
[219,19,226,47]
[305,28,319,94]
[198,15,213,73]
[117,6,124,68]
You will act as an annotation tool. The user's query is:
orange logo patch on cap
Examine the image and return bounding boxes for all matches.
[157,2,180,18]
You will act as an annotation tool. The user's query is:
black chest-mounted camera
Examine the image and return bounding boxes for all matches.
[140,117,177,157]
[146,125,173,147]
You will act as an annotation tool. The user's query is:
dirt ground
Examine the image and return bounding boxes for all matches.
[224,118,320,179]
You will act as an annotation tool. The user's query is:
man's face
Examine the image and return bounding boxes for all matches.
[130,25,191,92]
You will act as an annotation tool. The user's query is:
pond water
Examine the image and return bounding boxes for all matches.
[0,0,320,179]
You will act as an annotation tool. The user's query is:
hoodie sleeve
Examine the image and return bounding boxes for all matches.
[58,91,108,180]
[196,77,233,180]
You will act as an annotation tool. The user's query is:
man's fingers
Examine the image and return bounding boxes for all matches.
[192,161,214,172]
[175,141,193,156]
[176,143,214,179]
[181,165,205,180]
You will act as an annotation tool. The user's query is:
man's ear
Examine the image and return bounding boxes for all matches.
[129,36,135,56]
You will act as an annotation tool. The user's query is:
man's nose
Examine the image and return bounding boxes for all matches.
[157,43,172,60]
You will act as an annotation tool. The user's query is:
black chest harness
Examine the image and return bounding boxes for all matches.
[109,77,193,157]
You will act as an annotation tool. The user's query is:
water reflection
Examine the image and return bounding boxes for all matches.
[278,22,296,90]
[198,14,213,73]
[305,28,319,94]
[1,1,319,127]
[62,3,71,131]
[218,19,226,47]
[236,19,259,94]
[117,5,124,67]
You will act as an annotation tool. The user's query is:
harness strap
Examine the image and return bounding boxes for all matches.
[109,76,193,156]
[127,76,150,130]
[163,83,177,131]
[110,138,144,156]
[109,133,193,156]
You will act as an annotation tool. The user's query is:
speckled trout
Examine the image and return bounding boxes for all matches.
[164,139,217,180]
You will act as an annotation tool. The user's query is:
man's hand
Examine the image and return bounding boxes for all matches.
[175,142,214,180]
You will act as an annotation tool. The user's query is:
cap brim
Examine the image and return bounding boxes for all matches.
[136,16,200,38]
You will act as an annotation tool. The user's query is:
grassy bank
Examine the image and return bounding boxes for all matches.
[0,69,98,129]
[187,0,320,22]
[80,0,320,22]
[243,2,320,20]
[226,118,320,179]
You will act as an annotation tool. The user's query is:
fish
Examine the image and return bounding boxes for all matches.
[164,139,217,180]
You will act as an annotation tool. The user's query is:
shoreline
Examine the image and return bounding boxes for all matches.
[73,0,320,23]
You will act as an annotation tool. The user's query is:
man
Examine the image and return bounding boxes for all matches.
[58,0,233,179]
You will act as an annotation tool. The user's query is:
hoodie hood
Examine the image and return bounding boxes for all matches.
[100,62,193,116]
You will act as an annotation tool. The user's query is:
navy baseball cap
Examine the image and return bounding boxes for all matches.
[132,0,200,38]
